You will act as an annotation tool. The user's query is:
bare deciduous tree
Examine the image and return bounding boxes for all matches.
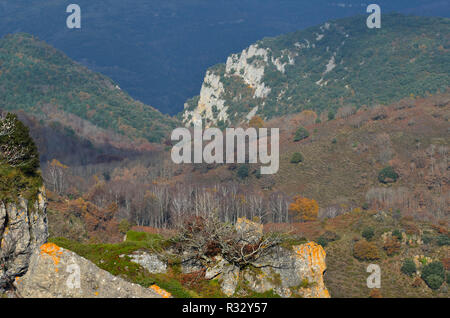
[169,214,282,269]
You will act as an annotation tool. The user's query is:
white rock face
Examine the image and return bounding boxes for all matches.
[182,22,344,127]
[245,106,259,121]
[183,70,228,127]
[320,22,331,32]
[271,50,296,74]
[225,45,296,97]
[315,53,337,86]
[226,44,269,93]
[324,54,337,74]
[183,43,294,127]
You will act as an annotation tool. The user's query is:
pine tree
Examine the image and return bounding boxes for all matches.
[0,113,40,175]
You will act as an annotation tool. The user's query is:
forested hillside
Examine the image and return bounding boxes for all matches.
[0,33,178,143]
[1,1,447,114]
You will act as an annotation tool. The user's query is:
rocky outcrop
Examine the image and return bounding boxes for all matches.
[15,243,166,298]
[5,197,328,298]
[181,218,330,298]
[220,264,240,296]
[214,241,330,298]
[184,15,450,129]
[235,217,264,244]
[0,187,48,291]
[129,251,167,274]
[225,44,272,99]
[183,70,229,127]
[290,243,330,297]
[1,186,167,298]
[182,42,299,127]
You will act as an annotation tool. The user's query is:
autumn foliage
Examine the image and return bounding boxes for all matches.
[353,240,380,261]
[249,115,265,128]
[68,197,119,242]
[369,289,382,298]
[442,258,450,271]
[383,237,401,256]
[289,196,319,222]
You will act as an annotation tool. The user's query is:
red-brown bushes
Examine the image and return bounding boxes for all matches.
[369,289,383,298]
[180,269,206,289]
[383,237,401,256]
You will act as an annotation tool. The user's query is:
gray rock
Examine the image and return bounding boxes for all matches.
[15,244,164,298]
[0,188,48,290]
[214,241,330,298]
[220,264,240,296]
[242,267,277,294]
[2,187,167,298]
[235,217,263,244]
[180,251,203,274]
[192,218,331,298]
[205,256,227,280]
[129,252,167,274]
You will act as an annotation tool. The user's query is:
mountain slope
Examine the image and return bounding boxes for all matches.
[0,33,179,143]
[182,14,450,127]
[2,1,448,115]
[174,90,449,223]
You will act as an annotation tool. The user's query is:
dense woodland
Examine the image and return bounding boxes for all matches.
[0,34,178,143]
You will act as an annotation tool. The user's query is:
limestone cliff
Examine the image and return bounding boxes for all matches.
[183,70,229,127]
[0,187,48,291]
[182,15,450,128]
[183,42,296,127]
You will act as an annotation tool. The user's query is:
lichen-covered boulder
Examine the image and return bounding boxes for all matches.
[15,243,167,298]
[0,187,48,290]
[291,242,330,298]
[198,218,330,298]
[217,241,330,298]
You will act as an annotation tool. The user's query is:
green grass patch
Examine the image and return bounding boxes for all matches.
[48,236,219,298]
[280,234,308,249]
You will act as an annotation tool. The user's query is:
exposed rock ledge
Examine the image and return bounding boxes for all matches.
[0,187,48,290]
[138,218,330,298]
[1,186,167,298]
[206,241,331,298]
[14,243,166,298]
[213,218,330,298]
[2,186,328,298]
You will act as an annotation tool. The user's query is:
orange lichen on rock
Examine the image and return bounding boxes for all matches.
[293,242,330,298]
[294,242,327,274]
[150,285,172,298]
[40,243,63,267]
